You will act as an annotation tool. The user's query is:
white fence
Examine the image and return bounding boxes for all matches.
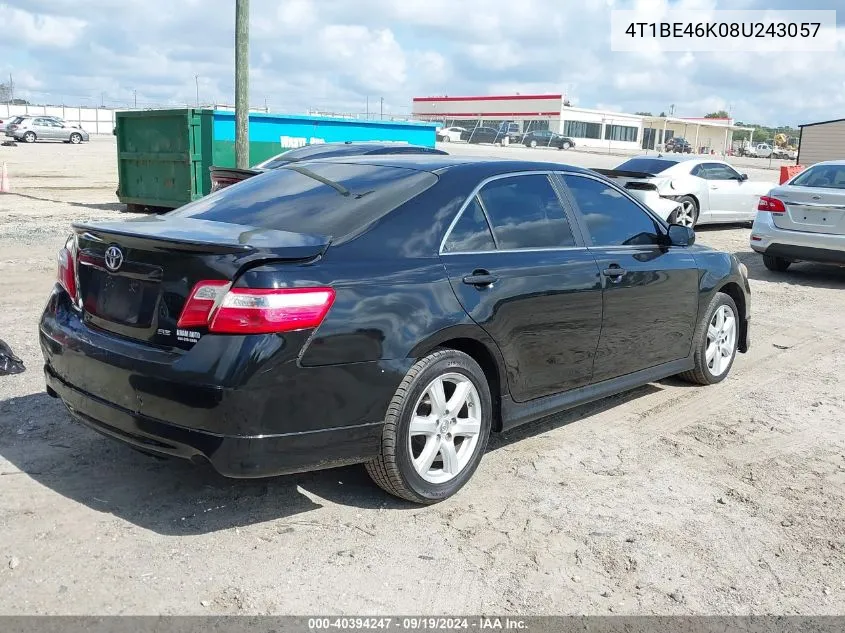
[1,104,115,135]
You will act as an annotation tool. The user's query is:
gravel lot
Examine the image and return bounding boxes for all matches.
[1,138,843,615]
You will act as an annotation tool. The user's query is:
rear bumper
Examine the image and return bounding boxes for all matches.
[45,365,383,478]
[750,212,845,264]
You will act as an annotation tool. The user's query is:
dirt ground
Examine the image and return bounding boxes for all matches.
[0,138,843,616]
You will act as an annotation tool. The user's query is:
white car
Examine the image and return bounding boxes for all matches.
[437,127,466,143]
[750,160,845,271]
[595,156,773,227]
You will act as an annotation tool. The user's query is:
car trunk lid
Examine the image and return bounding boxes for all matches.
[71,216,331,348]
[770,186,845,236]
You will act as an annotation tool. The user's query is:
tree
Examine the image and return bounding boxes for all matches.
[0,82,11,103]
[658,111,667,117]
[705,110,730,119]
[634,111,653,116]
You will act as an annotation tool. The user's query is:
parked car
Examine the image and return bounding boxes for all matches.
[595,156,772,227]
[771,147,798,160]
[522,130,575,150]
[750,160,845,272]
[1,115,24,135]
[436,127,466,143]
[461,127,506,145]
[743,143,775,158]
[5,116,89,144]
[40,155,750,504]
[209,141,448,191]
[665,137,693,154]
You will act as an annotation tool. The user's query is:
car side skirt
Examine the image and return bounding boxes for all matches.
[500,357,694,432]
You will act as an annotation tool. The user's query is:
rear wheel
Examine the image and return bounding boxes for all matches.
[763,254,791,272]
[69,133,82,144]
[679,292,739,386]
[366,349,492,504]
[561,141,572,150]
[668,196,698,227]
[530,140,538,148]
[23,131,36,143]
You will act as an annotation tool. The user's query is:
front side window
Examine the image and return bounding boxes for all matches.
[442,198,496,253]
[562,175,662,247]
[696,163,741,180]
[477,175,576,250]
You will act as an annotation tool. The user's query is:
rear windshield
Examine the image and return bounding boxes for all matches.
[615,158,678,174]
[168,162,438,238]
[790,164,845,189]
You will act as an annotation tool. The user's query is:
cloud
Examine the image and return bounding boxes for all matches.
[0,0,842,125]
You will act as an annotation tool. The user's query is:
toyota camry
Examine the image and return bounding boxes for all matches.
[40,156,751,504]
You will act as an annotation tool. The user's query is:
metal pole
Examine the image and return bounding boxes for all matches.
[380,97,383,120]
[195,75,199,107]
[8,74,12,103]
[133,90,137,109]
[235,0,250,169]
[366,96,369,119]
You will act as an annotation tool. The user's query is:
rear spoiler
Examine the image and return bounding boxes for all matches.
[592,169,659,179]
[72,217,332,260]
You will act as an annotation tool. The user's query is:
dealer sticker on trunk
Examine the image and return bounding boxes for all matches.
[176,329,201,344]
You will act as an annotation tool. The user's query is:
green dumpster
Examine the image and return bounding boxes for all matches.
[115,108,438,211]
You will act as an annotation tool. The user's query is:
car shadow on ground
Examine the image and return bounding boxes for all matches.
[6,191,126,212]
[1,382,663,534]
[733,249,845,289]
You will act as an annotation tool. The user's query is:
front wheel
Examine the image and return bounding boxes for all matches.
[366,350,492,504]
[763,254,791,272]
[69,133,82,144]
[22,132,36,143]
[668,196,698,227]
[530,140,538,148]
[679,292,739,386]
[561,141,571,150]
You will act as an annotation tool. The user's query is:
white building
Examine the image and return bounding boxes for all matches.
[412,94,751,154]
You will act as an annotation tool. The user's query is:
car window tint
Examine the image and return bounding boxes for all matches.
[478,175,576,249]
[562,175,662,247]
[790,164,845,189]
[169,163,438,239]
[443,197,496,253]
[615,158,678,174]
[701,163,740,180]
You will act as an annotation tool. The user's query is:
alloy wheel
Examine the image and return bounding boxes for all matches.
[705,305,737,377]
[408,373,482,484]
[675,201,696,227]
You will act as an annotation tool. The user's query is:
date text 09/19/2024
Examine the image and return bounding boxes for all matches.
[307,617,528,630]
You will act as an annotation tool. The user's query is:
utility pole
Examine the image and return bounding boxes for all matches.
[195,75,200,107]
[133,89,137,109]
[234,0,250,169]
[380,97,384,120]
[8,74,13,103]
[366,96,369,119]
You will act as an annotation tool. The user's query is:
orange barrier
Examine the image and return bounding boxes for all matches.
[780,164,805,184]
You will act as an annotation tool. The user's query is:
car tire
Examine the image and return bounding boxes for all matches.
[668,195,698,227]
[366,349,493,504]
[561,141,571,150]
[763,254,791,272]
[442,136,450,143]
[69,133,82,144]
[679,292,740,386]
[530,140,538,148]
[23,132,36,143]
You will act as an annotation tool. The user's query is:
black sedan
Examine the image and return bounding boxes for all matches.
[522,130,576,150]
[460,127,506,145]
[666,137,693,154]
[209,141,448,191]
[41,156,751,504]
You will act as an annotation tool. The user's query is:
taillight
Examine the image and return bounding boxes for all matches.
[178,284,335,334]
[177,280,230,328]
[57,240,77,301]
[758,196,786,213]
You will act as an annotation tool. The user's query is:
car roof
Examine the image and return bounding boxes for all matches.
[294,154,596,177]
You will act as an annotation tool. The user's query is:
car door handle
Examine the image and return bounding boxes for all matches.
[710,185,719,190]
[602,265,627,281]
[462,271,499,287]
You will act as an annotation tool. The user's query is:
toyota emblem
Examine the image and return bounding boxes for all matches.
[104,245,124,272]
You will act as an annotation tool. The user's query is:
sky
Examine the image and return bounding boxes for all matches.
[1,0,843,127]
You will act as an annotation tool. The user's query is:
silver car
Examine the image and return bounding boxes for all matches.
[750,160,845,271]
[5,116,90,144]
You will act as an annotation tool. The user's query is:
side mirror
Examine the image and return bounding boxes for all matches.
[738,173,748,181]
[667,223,695,247]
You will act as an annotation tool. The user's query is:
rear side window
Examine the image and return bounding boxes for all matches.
[615,158,678,174]
[169,163,438,238]
[478,174,576,250]
[442,198,496,253]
